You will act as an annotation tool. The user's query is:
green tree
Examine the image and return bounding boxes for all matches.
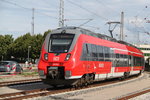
[0,35,14,60]
[43,29,51,41]
[11,33,32,61]
[0,29,51,62]
[30,34,43,61]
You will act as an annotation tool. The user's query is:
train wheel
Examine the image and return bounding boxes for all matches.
[137,70,142,76]
[139,70,142,75]
[84,74,90,85]
[73,74,95,88]
[124,72,130,79]
[119,72,130,80]
[84,74,94,85]
[89,74,94,84]
[73,77,84,88]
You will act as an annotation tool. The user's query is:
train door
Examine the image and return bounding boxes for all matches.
[86,44,91,72]
[110,49,115,77]
[129,55,134,74]
[82,43,90,72]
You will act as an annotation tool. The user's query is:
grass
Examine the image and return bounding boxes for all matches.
[20,71,38,77]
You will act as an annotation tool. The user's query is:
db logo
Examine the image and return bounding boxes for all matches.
[99,63,104,68]
[53,57,59,61]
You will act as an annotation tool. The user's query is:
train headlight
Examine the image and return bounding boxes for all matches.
[65,53,71,61]
[44,53,48,60]
[65,70,72,77]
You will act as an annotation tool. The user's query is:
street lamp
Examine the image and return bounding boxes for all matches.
[28,46,31,62]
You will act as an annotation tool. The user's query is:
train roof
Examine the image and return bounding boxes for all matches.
[54,26,138,49]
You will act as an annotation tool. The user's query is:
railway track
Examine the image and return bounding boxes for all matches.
[0,74,141,100]
[118,88,150,100]
[0,88,52,100]
[0,78,41,87]
[0,87,69,100]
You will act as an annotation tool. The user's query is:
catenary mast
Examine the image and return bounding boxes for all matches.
[59,0,64,27]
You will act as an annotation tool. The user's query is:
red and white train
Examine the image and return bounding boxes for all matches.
[38,27,144,86]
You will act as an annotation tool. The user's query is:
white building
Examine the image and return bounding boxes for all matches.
[134,44,150,71]
[137,45,150,60]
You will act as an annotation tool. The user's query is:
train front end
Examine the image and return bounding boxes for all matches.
[38,28,80,86]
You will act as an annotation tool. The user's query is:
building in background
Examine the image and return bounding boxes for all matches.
[137,45,150,60]
[137,44,150,71]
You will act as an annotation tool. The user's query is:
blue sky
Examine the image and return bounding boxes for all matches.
[0,0,150,44]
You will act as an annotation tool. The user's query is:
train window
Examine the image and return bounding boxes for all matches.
[87,44,92,60]
[137,57,139,66]
[91,45,98,61]
[116,54,120,67]
[120,54,124,66]
[86,44,89,54]
[113,54,136,67]
[133,56,142,66]
[138,58,140,66]
[128,55,132,67]
[81,44,88,60]
[124,55,128,67]
[104,47,110,61]
[110,49,114,61]
[110,50,115,67]
[131,56,144,67]
[49,34,74,53]
[139,58,142,66]
[133,57,136,66]
[97,46,104,61]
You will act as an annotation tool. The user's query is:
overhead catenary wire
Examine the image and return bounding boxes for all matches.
[43,0,59,8]
[64,18,93,21]
[130,18,150,36]
[66,0,125,39]
[123,5,150,43]
[95,0,120,15]
[66,0,109,21]
[0,0,31,10]
[79,19,93,27]
[129,6,149,31]
[0,0,58,19]
[135,6,148,18]
[135,6,149,24]
[83,25,100,30]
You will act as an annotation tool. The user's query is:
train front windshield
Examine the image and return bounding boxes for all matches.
[49,34,74,53]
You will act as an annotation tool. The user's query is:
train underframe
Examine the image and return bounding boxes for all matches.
[42,74,95,87]
[41,67,142,87]
[42,66,95,87]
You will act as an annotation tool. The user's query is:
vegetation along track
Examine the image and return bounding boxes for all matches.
[0,78,41,87]
[0,74,142,100]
